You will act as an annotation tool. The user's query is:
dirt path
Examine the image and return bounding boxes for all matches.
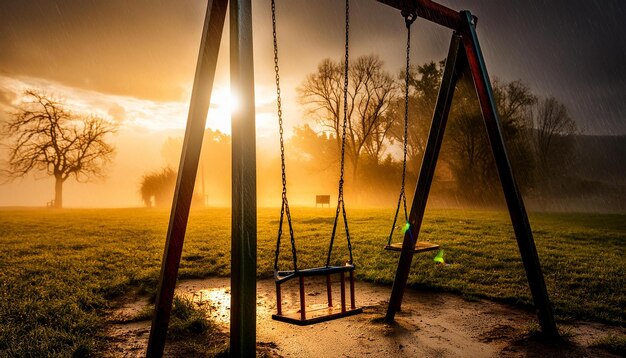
[107,277,624,357]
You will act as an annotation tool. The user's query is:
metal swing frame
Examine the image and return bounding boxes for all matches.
[378,1,559,339]
[147,0,558,357]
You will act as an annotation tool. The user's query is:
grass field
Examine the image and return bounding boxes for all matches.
[0,207,624,356]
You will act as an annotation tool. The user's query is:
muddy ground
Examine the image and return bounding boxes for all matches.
[106,277,624,357]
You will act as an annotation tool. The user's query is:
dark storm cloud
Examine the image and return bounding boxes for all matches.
[1,0,624,134]
[439,0,626,134]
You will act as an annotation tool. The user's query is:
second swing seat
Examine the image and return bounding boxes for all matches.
[384,241,440,253]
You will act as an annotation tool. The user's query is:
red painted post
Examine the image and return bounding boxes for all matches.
[326,274,333,307]
[349,271,356,309]
[276,282,282,316]
[299,276,306,321]
[340,272,346,313]
[376,0,462,30]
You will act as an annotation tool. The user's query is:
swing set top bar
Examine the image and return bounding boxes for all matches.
[376,0,465,30]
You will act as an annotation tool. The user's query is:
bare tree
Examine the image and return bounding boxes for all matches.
[298,55,398,183]
[389,61,444,175]
[531,96,577,177]
[494,80,537,129]
[298,59,344,152]
[1,90,117,208]
[445,78,537,200]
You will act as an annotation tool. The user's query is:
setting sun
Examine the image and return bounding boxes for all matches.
[205,87,240,134]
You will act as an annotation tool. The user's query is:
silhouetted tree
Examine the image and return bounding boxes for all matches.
[289,124,336,169]
[493,80,538,192]
[444,77,537,201]
[531,96,577,181]
[161,129,231,206]
[389,61,444,175]
[298,55,398,183]
[1,90,117,208]
[139,167,176,207]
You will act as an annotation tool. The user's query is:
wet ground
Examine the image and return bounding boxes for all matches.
[106,277,624,357]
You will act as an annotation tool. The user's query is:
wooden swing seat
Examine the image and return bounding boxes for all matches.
[384,241,440,253]
[273,265,362,325]
[272,303,362,325]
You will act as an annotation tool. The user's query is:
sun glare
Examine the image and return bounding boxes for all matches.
[211,87,239,114]
[227,91,240,114]
[204,87,239,134]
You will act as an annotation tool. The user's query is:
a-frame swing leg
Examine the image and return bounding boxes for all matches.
[385,33,465,321]
[386,11,558,339]
[147,0,230,356]
[458,11,558,337]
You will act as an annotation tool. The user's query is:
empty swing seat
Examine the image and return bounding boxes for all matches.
[384,241,440,253]
[270,0,361,326]
[273,264,363,325]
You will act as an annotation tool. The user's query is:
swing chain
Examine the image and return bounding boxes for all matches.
[342,0,354,264]
[401,10,414,224]
[388,9,416,246]
[272,0,297,272]
[338,0,350,197]
[327,0,353,266]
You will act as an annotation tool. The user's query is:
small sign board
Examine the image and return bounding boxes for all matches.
[315,195,330,208]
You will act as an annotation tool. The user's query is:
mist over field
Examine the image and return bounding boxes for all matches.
[1,125,624,212]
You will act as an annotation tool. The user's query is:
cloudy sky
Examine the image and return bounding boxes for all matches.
[0,0,624,206]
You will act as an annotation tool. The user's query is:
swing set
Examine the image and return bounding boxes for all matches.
[147,0,559,356]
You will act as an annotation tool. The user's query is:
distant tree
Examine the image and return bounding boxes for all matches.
[389,61,444,175]
[493,80,538,191]
[444,78,537,200]
[161,129,231,206]
[444,77,490,199]
[139,167,176,207]
[408,61,443,106]
[531,96,577,180]
[298,55,398,183]
[1,90,117,208]
[289,124,336,170]
[278,124,340,200]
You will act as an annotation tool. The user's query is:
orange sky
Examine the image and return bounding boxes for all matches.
[0,1,435,207]
[1,0,624,207]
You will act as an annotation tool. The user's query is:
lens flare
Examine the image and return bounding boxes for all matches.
[434,249,445,264]
[402,222,410,234]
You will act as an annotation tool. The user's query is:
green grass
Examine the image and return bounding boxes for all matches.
[590,333,626,355]
[0,207,624,355]
[166,295,229,357]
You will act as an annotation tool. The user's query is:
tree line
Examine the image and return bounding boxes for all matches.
[1,54,578,208]
[142,54,578,208]
[294,54,578,205]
